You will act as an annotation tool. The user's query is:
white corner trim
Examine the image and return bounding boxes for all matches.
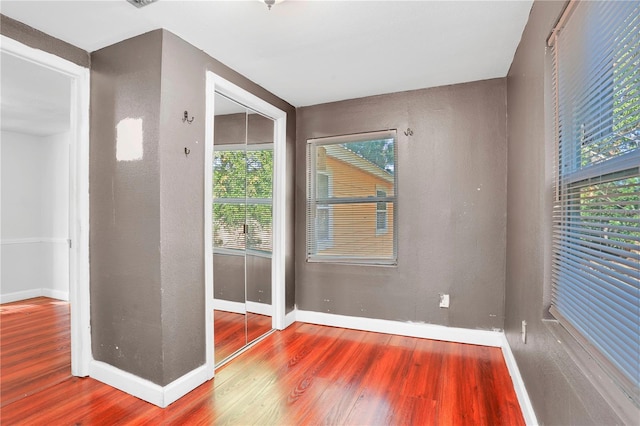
[284,309,297,328]
[295,310,504,347]
[162,364,210,407]
[213,298,246,314]
[246,301,273,316]
[90,361,164,407]
[500,335,539,426]
[90,361,210,408]
[0,289,43,304]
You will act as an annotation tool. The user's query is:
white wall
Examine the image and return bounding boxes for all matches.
[1,130,69,302]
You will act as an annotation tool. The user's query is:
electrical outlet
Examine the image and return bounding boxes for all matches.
[521,320,527,344]
[439,294,450,309]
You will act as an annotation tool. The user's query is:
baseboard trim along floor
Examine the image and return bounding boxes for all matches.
[293,309,538,426]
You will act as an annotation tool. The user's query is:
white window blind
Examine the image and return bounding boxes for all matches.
[307,130,397,264]
[550,1,639,404]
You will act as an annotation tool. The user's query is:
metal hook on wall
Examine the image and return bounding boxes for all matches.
[404,128,414,137]
[183,111,194,124]
[184,147,190,156]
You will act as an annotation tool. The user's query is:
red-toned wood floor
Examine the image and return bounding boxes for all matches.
[214,310,272,363]
[1,297,525,425]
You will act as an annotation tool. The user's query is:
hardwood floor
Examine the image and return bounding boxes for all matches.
[0,297,71,408]
[1,298,525,425]
[214,311,273,363]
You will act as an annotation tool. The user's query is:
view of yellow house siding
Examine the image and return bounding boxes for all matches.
[317,153,394,258]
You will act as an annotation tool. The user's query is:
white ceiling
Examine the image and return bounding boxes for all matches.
[1,52,71,136]
[0,0,533,108]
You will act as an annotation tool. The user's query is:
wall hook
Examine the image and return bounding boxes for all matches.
[184,147,190,156]
[404,128,414,136]
[183,111,194,124]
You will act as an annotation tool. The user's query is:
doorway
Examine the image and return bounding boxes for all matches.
[212,93,276,364]
[0,35,91,376]
[204,72,287,373]
[1,51,71,303]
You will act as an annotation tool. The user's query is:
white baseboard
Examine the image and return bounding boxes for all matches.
[500,335,538,426]
[246,300,272,316]
[42,288,69,301]
[294,310,535,424]
[0,288,69,304]
[0,288,42,304]
[90,360,210,408]
[295,309,504,347]
[213,298,245,314]
[162,365,210,407]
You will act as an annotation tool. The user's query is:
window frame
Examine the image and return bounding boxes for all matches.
[547,0,640,415]
[306,130,398,265]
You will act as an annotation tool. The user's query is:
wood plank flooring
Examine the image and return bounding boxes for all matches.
[214,310,272,363]
[1,298,525,425]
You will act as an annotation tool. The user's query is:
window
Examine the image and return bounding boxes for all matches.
[316,172,332,248]
[213,144,273,255]
[376,188,388,234]
[306,130,397,264]
[550,1,639,405]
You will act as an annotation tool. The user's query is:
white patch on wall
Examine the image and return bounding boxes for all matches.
[116,118,143,161]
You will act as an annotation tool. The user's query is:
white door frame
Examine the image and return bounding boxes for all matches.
[204,72,287,375]
[1,35,91,376]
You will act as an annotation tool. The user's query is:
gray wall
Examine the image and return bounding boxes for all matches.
[296,79,507,330]
[90,29,295,386]
[90,30,164,383]
[505,1,623,424]
[0,14,90,68]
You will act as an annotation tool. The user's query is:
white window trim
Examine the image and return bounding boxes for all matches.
[306,130,398,265]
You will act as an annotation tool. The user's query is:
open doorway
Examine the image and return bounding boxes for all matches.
[0,36,91,380]
[0,45,74,406]
[1,51,72,303]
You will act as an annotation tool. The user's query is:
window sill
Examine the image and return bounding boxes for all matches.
[543,318,639,424]
[306,258,398,268]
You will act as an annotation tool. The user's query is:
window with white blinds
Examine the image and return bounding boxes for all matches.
[213,144,273,255]
[307,131,397,264]
[550,1,639,405]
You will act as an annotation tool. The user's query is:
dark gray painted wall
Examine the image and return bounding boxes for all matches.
[213,254,245,303]
[296,79,507,330]
[213,253,273,304]
[90,30,164,383]
[90,29,295,385]
[246,254,272,304]
[505,1,624,424]
[0,14,90,68]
